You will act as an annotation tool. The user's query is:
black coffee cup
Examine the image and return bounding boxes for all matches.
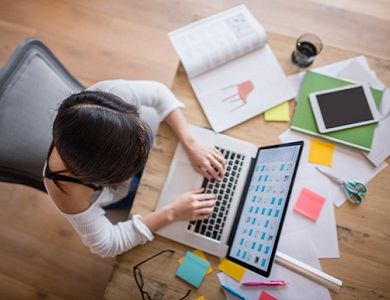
[292,33,323,68]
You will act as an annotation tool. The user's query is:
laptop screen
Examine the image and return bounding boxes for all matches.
[226,141,303,277]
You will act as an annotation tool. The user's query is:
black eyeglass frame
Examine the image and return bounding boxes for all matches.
[133,249,191,300]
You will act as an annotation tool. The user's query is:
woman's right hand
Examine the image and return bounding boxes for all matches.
[166,188,216,222]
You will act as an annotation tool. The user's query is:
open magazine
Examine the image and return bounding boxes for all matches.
[169,5,295,132]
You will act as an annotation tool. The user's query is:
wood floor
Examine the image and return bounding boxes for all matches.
[0,1,389,299]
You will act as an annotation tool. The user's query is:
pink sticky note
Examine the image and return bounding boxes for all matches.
[294,188,326,221]
[259,291,278,300]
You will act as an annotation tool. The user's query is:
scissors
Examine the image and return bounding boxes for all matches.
[316,167,367,204]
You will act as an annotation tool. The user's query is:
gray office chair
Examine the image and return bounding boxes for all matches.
[0,38,85,192]
[0,38,160,195]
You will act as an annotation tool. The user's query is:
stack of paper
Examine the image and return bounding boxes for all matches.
[290,71,383,152]
[287,56,390,167]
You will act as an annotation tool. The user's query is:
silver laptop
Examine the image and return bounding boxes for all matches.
[155,125,303,277]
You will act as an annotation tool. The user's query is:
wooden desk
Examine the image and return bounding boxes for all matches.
[104,33,390,299]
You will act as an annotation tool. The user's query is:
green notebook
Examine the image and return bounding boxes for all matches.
[291,71,383,152]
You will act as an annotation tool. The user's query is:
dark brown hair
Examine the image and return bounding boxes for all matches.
[51,90,151,186]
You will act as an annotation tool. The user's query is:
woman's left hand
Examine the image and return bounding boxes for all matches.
[184,139,226,181]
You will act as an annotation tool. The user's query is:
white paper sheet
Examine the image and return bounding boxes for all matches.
[278,130,339,258]
[191,45,295,132]
[365,88,390,166]
[218,231,332,300]
[337,59,385,91]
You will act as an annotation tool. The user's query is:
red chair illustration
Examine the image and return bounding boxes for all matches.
[221,80,254,112]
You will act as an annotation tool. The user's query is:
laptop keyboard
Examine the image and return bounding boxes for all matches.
[187,147,245,241]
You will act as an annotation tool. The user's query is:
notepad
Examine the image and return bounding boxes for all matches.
[178,250,213,275]
[264,102,290,122]
[218,258,247,282]
[176,251,210,288]
[294,188,326,221]
[308,139,334,166]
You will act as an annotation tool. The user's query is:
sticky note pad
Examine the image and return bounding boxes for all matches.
[176,251,210,288]
[308,139,335,166]
[294,188,326,221]
[178,250,213,275]
[264,102,290,121]
[259,291,278,300]
[218,258,246,282]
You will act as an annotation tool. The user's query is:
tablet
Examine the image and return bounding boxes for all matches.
[309,84,380,133]
[226,141,303,277]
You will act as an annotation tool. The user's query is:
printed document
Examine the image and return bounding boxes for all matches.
[169,5,295,132]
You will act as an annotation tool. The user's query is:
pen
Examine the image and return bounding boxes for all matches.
[221,284,247,300]
[241,280,287,286]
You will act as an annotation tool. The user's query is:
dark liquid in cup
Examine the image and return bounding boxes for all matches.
[292,42,318,67]
[297,42,317,57]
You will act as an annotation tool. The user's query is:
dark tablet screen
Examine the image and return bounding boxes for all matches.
[316,86,374,129]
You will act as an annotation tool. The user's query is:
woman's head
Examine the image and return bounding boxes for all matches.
[52,91,151,185]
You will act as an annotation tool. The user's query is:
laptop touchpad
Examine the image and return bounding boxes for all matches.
[166,162,202,195]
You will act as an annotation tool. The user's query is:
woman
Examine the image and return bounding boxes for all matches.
[44,80,226,258]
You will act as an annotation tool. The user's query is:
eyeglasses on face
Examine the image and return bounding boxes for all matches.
[133,249,191,300]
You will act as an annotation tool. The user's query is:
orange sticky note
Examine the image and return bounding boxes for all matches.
[308,139,335,166]
[294,188,326,221]
[217,258,246,282]
[259,291,278,300]
[178,250,213,275]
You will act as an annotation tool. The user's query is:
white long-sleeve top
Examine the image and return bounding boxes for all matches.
[45,80,184,257]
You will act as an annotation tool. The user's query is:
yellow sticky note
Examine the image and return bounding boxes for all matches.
[264,102,290,121]
[178,250,213,275]
[196,297,206,300]
[218,258,246,282]
[308,139,335,166]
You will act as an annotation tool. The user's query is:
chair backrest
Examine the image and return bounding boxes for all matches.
[0,38,85,192]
